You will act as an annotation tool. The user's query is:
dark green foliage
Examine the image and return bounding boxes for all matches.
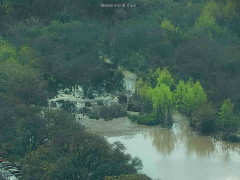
[217,99,240,134]
[111,21,173,72]
[191,103,217,134]
[88,104,127,120]
[1,0,240,178]
[118,94,128,104]
[127,94,142,112]
[4,21,124,94]
[129,113,159,126]
[85,101,92,107]
[0,39,48,105]
[97,99,104,106]
[60,100,77,113]
[0,102,77,159]
[80,107,92,114]
[22,131,142,180]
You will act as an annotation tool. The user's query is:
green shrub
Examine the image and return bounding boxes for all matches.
[88,110,100,120]
[118,94,128,104]
[191,103,217,134]
[99,104,127,120]
[129,113,159,126]
[80,107,91,114]
[97,100,104,106]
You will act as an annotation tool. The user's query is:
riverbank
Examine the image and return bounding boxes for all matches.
[76,112,158,137]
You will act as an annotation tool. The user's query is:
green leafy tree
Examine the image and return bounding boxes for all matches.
[191,103,217,134]
[151,84,175,125]
[161,19,187,45]
[156,68,175,88]
[175,80,207,115]
[218,99,239,132]
[22,131,142,180]
[195,1,225,37]
[136,69,175,125]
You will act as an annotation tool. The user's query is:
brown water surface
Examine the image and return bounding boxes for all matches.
[107,118,240,180]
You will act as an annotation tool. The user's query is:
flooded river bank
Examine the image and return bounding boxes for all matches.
[49,68,240,180]
[105,114,240,180]
[80,112,240,180]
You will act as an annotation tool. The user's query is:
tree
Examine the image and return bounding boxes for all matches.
[161,19,187,46]
[156,68,175,88]
[191,103,217,134]
[0,99,47,158]
[175,80,207,115]
[218,99,239,132]
[136,69,175,125]
[151,84,175,125]
[195,1,225,38]
[22,131,142,180]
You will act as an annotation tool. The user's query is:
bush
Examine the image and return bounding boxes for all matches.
[80,107,91,114]
[97,100,104,106]
[128,113,159,126]
[191,103,217,134]
[88,110,101,120]
[118,94,128,104]
[85,101,92,107]
[127,94,142,112]
[221,133,240,142]
[99,104,127,120]
[59,100,77,113]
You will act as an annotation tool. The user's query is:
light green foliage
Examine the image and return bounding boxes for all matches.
[0,52,47,105]
[218,99,239,132]
[0,39,47,103]
[151,84,174,123]
[137,69,207,124]
[161,20,178,32]
[136,78,152,102]
[195,1,225,37]
[0,38,18,62]
[161,20,187,45]
[193,81,207,109]
[175,79,207,115]
[155,68,175,87]
[136,69,175,125]
[175,80,187,110]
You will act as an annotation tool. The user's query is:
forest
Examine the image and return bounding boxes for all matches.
[0,0,240,179]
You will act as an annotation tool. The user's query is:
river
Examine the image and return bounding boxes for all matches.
[49,69,240,180]
[107,114,240,180]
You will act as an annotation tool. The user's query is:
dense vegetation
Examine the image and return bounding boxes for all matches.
[0,0,240,179]
[132,68,240,140]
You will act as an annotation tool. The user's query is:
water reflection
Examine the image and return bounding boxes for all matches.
[107,117,240,180]
[145,120,240,157]
[185,135,215,156]
[217,141,240,155]
[147,128,177,156]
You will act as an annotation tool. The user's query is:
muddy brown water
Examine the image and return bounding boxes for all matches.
[96,114,240,180]
[51,69,240,180]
